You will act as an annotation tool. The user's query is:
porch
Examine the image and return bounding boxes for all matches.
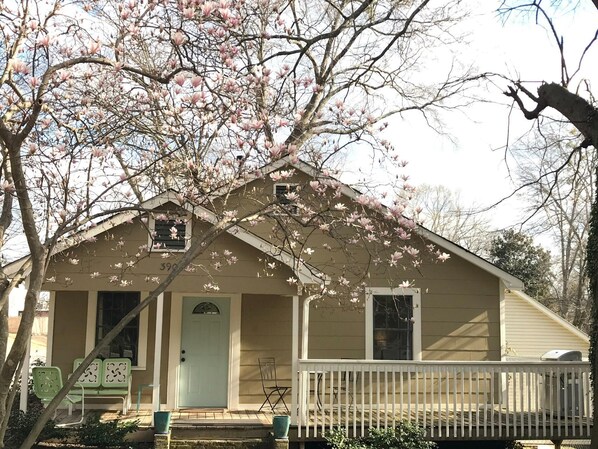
[293,359,593,441]
[55,359,593,443]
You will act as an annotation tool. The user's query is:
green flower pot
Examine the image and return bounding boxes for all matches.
[154,410,171,434]
[272,415,290,439]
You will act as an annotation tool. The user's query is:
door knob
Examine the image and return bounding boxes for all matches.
[181,357,186,362]
[181,350,186,354]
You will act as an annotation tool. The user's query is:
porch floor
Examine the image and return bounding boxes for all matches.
[54,407,592,441]
[55,408,275,428]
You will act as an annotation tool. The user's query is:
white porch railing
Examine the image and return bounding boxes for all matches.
[296,359,592,440]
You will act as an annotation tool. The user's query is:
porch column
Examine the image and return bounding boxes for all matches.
[152,292,164,414]
[291,295,299,424]
[19,338,31,411]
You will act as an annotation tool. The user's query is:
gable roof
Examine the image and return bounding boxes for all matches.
[242,156,524,289]
[5,191,326,285]
[8,157,524,290]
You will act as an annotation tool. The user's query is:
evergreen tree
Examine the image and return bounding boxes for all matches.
[489,230,553,299]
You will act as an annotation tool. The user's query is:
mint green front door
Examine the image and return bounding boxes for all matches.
[179,297,230,407]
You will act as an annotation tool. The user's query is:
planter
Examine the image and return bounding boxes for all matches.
[153,410,171,434]
[272,415,290,439]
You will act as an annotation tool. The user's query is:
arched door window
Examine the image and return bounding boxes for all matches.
[193,302,220,315]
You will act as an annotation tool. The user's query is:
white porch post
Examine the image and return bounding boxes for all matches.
[301,296,317,359]
[152,293,164,415]
[291,295,299,424]
[19,338,31,412]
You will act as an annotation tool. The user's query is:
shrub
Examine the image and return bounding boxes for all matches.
[5,401,66,449]
[326,423,436,449]
[76,414,139,448]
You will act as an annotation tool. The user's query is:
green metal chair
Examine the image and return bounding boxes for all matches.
[32,366,85,424]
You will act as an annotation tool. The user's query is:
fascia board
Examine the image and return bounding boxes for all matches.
[5,190,326,286]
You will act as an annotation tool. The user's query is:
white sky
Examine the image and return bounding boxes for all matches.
[373,0,598,230]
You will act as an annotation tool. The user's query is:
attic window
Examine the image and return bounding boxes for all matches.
[274,184,298,214]
[150,214,190,252]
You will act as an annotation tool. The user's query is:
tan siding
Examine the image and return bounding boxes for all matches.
[239,294,293,405]
[504,291,589,359]
[52,291,88,378]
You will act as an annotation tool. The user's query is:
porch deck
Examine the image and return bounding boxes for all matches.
[56,406,592,442]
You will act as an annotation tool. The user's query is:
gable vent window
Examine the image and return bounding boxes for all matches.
[150,215,190,252]
[274,184,298,214]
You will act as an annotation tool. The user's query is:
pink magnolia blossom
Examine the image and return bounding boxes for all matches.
[88,41,101,55]
[172,31,186,46]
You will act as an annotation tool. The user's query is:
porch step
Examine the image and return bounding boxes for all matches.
[171,425,272,440]
[156,431,289,449]
[170,438,269,449]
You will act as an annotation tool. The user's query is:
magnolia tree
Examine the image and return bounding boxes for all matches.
[1,0,470,447]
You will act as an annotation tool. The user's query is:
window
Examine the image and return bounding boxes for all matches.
[373,295,413,360]
[274,184,298,214]
[366,288,421,361]
[193,302,220,315]
[149,214,190,251]
[96,291,140,365]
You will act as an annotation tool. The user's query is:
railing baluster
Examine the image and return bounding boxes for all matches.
[295,359,591,442]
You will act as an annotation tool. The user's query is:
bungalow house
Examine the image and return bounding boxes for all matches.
[11,158,592,442]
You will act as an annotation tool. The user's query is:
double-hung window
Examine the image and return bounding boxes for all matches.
[366,288,421,361]
[95,291,140,365]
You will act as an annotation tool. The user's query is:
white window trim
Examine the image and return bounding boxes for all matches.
[273,183,299,215]
[85,291,149,370]
[365,287,422,361]
[148,213,192,252]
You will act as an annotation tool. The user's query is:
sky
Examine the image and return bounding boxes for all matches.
[364,0,598,231]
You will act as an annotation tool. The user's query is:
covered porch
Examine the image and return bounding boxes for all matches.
[53,358,593,443]
[294,359,593,441]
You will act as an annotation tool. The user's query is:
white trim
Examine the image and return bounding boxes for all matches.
[167,293,182,409]
[365,287,422,361]
[148,212,192,253]
[168,293,237,409]
[85,291,97,355]
[85,291,149,369]
[229,294,242,410]
[152,293,164,413]
[291,295,299,425]
[418,229,524,289]
[510,289,589,342]
[20,340,30,411]
[499,281,507,361]
[46,291,56,365]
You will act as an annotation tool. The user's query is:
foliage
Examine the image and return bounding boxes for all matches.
[488,229,553,299]
[325,424,436,449]
[76,414,139,448]
[587,167,598,440]
[511,125,594,331]
[5,399,66,449]
[0,1,468,447]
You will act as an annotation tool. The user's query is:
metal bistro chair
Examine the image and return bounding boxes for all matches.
[258,357,290,413]
[32,366,85,425]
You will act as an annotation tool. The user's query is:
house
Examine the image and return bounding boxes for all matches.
[502,289,589,360]
[11,158,592,442]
